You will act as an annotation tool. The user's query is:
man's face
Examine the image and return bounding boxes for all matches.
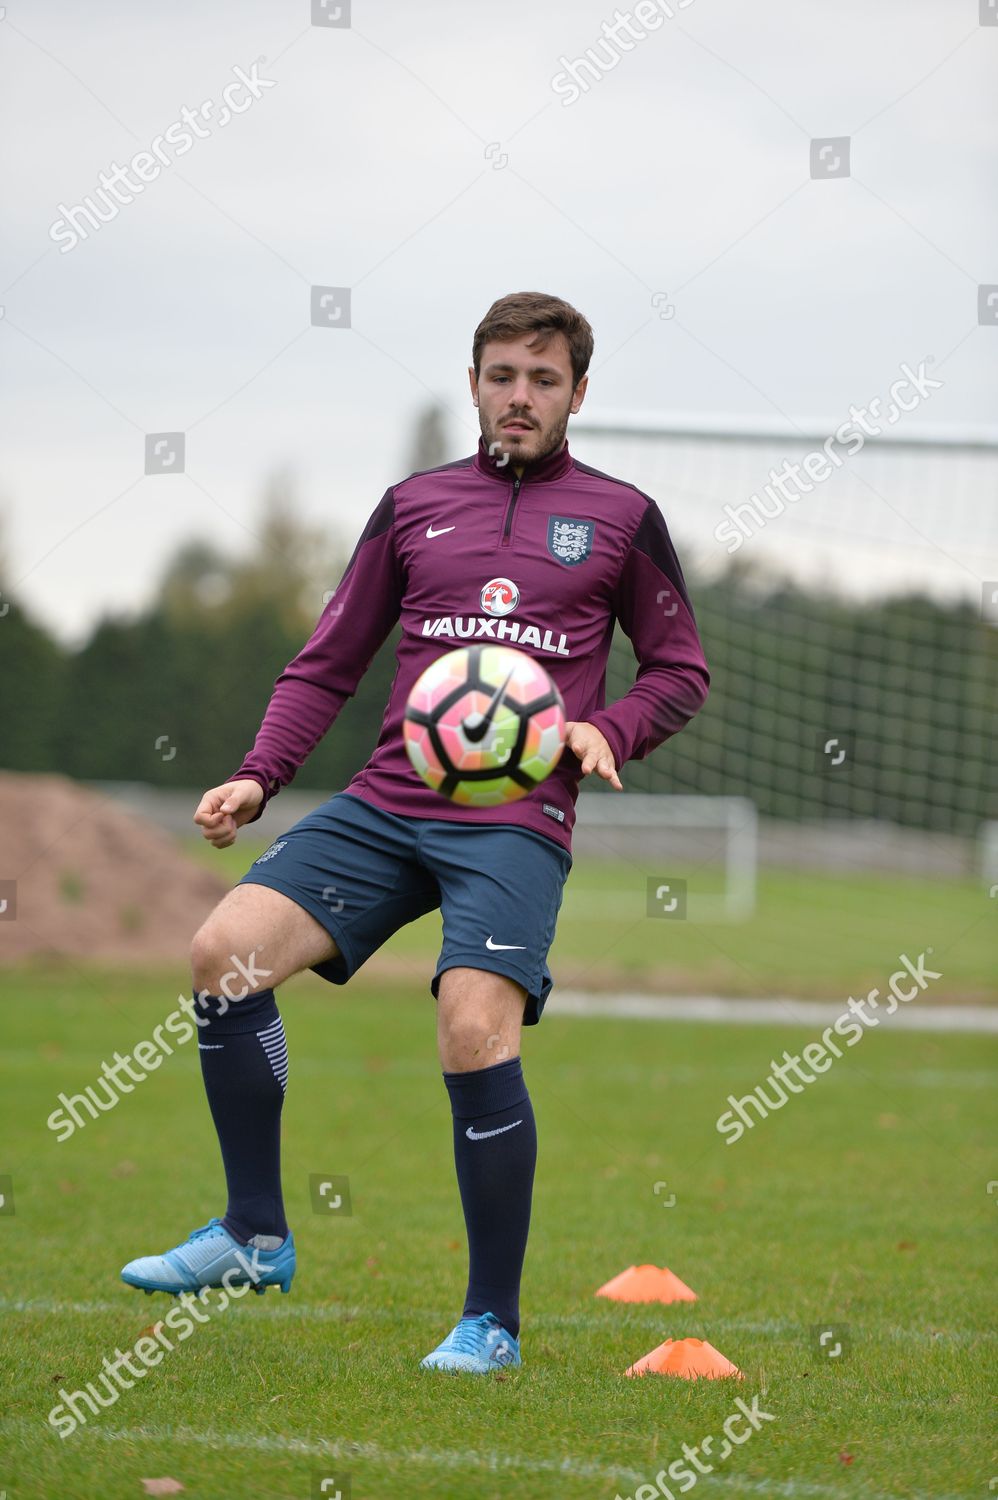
[469,330,587,468]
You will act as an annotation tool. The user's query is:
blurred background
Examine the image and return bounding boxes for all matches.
[1,0,996,995]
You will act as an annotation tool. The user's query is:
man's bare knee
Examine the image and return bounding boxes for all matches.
[190,883,339,996]
[436,968,526,1072]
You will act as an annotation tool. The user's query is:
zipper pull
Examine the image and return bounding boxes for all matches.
[501,474,522,545]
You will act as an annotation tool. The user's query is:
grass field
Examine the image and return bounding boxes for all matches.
[2,965,996,1498]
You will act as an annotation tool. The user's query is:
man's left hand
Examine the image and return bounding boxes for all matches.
[564,721,623,790]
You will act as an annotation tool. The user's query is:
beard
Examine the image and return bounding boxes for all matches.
[480,400,573,466]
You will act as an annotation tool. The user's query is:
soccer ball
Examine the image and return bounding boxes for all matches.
[403,644,566,806]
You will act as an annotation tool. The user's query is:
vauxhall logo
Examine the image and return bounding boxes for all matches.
[480,577,519,616]
[420,616,570,656]
[422,578,569,655]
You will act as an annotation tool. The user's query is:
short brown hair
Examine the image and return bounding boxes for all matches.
[472,292,594,389]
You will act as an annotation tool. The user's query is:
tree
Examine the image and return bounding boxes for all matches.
[406,403,449,474]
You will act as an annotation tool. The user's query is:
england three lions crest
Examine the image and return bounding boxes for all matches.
[547,515,595,567]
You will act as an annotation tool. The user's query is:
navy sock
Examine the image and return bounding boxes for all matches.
[195,987,289,1243]
[443,1055,536,1340]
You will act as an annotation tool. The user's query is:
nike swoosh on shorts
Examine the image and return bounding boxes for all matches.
[485,936,526,950]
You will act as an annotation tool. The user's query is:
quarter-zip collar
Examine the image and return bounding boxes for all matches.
[474,434,575,485]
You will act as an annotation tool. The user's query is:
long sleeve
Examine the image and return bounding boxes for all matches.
[229,488,403,819]
[586,499,709,766]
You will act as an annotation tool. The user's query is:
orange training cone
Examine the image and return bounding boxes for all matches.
[595,1265,698,1304]
[625,1337,743,1380]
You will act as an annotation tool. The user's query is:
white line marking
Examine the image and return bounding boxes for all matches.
[3,1298,992,1344]
[0,1416,646,1485]
[0,1296,377,1321]
[553,992,998,1033]
[0,1417,966,1498]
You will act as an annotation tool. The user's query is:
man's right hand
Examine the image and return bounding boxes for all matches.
[194,779,265,849]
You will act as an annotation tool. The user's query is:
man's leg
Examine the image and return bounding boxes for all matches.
[436,967,534,1340]
[190,883,339,1243]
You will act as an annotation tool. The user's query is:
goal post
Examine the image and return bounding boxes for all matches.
[573,792,758,922]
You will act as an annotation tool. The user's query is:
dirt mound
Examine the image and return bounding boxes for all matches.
[0,773,229,966]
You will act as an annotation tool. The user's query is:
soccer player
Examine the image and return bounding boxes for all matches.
[120,292,710,1372]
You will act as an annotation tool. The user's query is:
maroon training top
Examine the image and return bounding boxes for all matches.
[230,436,710,852]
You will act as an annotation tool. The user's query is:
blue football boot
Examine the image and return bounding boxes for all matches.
[420,1311,521,1372]
[120,1217,295,1296]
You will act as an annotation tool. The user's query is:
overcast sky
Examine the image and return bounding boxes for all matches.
[2,0,995,645]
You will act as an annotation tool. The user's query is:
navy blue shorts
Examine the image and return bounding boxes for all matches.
[237,792,572,1024]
